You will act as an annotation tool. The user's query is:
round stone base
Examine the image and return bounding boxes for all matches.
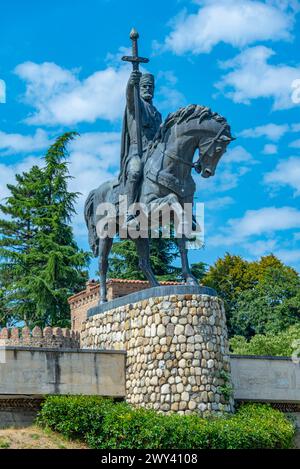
[81,288,234,416]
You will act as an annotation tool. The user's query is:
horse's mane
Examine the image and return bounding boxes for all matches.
[151,104,232,148]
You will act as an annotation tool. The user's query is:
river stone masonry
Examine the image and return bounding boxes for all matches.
[81,291,234,416]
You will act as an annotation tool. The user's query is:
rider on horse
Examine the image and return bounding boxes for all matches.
[119,70,162,226]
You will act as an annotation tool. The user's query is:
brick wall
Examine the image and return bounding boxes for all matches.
[68,279,182,334]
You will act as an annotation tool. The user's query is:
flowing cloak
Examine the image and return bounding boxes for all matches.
[118,98,162,187]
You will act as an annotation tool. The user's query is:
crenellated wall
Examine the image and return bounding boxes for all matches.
[0,326,80,349]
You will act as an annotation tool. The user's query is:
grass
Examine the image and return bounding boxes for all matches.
[0,426,88,449]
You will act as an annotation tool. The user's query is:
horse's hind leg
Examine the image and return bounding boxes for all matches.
[178,236,199,286]
[98,237,113,304]
[134,237,159,287]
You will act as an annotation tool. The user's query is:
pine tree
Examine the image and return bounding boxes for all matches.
[108,235,206,282]
[0,132,89,327]
[108,237,181,281]
[0,165,45,325]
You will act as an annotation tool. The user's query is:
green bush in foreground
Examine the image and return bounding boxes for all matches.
[230,324,300,357]
[37,396,295,449]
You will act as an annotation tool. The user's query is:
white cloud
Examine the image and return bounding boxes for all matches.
[196,145,255,193]
[156,70,186,112]
[159,0,296,55]
[223,145,253,164]
[69,132,120,170]
[263,144,278,154]
[216,46,300,110]
[15,61,131,126]
[204,196,234,210]
[291,123,300,132]
[239,123,289,141]
[264,156,300,196]
[231,206,300,236]
[289,138,300,148]
[0,129,50,155]
[157,86,185,112]
[66,132,121,237]
[0,131,120,239]
[14,60,181,126]
[274,248,300,264]
[209,206,300,247]
[243,238,278,256]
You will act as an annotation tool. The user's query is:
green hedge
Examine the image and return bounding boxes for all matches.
[230,324,300,356]
[37,396,295,449]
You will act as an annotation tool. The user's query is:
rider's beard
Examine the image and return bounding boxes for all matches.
[142,93,153,102]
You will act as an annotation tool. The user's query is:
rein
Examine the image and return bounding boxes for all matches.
[161,123,227,171]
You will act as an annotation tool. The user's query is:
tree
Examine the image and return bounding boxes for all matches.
[0,132,90,327]
[230,324,300,357]
[202,253,300,337]
[202,253,255,317]
[108,237,181,281]
[190,261,208,282]
[0,165,45,325]
[230,263,300,338]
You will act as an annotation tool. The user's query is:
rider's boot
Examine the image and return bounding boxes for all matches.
[121,178,140,230]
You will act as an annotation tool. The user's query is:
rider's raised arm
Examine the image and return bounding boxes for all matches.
[126,70,141,115]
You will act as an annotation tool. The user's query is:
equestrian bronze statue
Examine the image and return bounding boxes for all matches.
[84,30,235,303]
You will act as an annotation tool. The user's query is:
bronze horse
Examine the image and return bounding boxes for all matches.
[85,105,234,303]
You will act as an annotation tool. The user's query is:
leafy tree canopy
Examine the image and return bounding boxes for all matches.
[202,253,300,338]
[230,324,300,357]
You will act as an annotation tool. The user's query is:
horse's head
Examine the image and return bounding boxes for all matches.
[180,108,235,178]
[149,105,234,178]
[195,113,235,178]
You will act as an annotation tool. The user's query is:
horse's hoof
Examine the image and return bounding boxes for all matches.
[150,281,160,288]
[185,278,199,287]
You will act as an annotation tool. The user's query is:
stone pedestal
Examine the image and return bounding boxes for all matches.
[80,286,234,416]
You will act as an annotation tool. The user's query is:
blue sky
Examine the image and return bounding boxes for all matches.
[1,0,300,276]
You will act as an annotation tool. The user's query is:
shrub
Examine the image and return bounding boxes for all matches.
[230,324,300,357]
[36,395,129,439]
[37,396,295,449]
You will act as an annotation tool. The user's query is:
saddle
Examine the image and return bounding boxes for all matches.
[144,145,196,199]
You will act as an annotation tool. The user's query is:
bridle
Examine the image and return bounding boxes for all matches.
[161,123,228,170]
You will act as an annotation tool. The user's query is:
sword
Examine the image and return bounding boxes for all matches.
[122,28,149,160]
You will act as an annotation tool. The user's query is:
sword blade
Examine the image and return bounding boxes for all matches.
[128,28,144,159]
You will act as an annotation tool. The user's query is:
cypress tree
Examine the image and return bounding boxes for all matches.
[0,132,89,327]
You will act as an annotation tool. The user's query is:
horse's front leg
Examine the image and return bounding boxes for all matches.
[134,237,160,287]
[98,237,113,304]
[178,236,199,286]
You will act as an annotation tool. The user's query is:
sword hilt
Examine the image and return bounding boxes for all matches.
[121,28,149,70]
[130,28,139,60]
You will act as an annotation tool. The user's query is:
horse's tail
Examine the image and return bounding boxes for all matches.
[84,189,99,257]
